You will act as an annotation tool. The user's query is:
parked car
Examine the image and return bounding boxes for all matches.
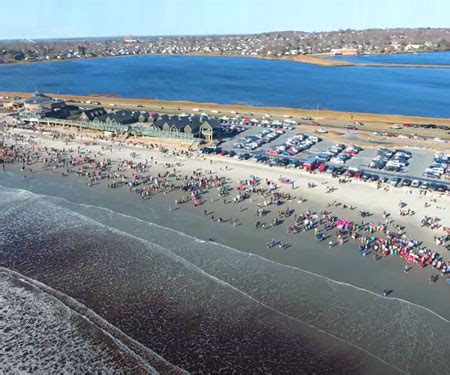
[200,147,214,154]
[331,157,345,165]
[318,163,328,172]
[389,177,401,187]
[401,178,412,186]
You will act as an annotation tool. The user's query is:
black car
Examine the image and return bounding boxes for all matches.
[274,158,290,166]
[200,147,213,154]
[318,153,331,161]
[289,159,302,168]
[401,178,412,186]
[335,166,346,175]
[327,166,337,174]
[227,150,236,157]
[429,183,440,191]
[257,156,269,163]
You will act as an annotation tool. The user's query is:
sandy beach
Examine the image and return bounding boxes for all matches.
[1,124,449,373]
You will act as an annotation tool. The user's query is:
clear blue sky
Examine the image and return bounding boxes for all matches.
[2,0,449,40]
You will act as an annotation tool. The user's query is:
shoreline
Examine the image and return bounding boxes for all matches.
[3,126,449,280]
[1,126,450,373]
[2,50,450,69]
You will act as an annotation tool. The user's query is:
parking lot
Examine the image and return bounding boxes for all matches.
[215,123,450,188]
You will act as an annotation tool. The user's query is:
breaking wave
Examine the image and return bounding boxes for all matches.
[1,185,449,373]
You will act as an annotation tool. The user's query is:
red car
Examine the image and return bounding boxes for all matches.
[346,170,355,178]
[318,163,328,172]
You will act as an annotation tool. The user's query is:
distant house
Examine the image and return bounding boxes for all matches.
[79,109,141,125]
[330,48,359,56]
[151,114,219,141]
[153,114,170,130]
[5,96,24,110]
[138,112,150,122]
[23,92,65,113]
[45,105,81,119]
[405,44,422,51]
[105,110,141,125]
[199,118,220,141]
[79,107,107,121]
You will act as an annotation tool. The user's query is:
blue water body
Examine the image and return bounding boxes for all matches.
[0,55,450,117]
[330,51,450,66]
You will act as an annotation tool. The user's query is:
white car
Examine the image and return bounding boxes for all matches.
[435,152,449,160]
[427,167,444,175]
[331,157,345,164]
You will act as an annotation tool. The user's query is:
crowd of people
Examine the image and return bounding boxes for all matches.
[1,124,449,287]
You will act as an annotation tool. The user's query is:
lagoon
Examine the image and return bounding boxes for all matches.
[330,51,450,66]
[1,55,450,117]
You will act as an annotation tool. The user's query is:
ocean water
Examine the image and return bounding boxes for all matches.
[0,55,450,117]
[330,51,450,66]
[1,181,450,373]
[0,269,153,374]
[0,186,377,374]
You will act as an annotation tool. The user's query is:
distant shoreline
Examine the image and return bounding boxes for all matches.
[2,50,450,69]
[3,90,450,124]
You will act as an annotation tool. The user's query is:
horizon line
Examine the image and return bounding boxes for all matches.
[0,26,447,43]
